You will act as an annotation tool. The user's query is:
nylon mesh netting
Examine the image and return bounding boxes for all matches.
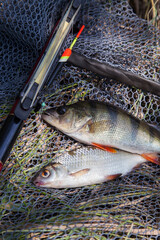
[0,0,160,239]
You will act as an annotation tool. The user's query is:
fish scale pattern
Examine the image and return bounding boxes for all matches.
[0,0,159,239]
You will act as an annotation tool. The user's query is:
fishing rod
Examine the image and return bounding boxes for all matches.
[56,39,160,97]
[0,0,82,172]
[66,52,160,97]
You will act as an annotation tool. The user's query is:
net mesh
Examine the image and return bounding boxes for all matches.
[0,0,160,239]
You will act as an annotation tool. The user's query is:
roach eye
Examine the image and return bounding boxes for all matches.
[41,169,50,178]
[56,106,66,115]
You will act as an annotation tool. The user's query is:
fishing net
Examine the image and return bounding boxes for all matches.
[0,0,159,239]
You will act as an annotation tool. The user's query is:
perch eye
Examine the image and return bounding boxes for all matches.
[56,106,66,115]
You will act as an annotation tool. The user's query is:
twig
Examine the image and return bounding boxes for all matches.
[4,223,159,236]
[112,194,151,209]
[125,223,134,240]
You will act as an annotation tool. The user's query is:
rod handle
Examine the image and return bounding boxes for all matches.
[0,115,24,171]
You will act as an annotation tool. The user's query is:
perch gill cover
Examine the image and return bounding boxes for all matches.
[0,0,159,239]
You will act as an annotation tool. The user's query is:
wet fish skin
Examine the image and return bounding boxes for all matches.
[33,147,146,188]
[42,101,160,156]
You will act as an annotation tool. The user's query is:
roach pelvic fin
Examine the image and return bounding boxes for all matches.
[106,173,122,181]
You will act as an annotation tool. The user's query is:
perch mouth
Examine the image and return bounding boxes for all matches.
[42,112,51,116]
[41,110,59,125]
[41,112,52,121]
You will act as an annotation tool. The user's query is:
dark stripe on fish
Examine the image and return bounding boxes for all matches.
[149,125,155,144]
[88,101,98,122]
[106,105,118,126]
[130,117,139,142]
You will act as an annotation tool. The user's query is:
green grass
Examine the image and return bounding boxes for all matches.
[0,1,160,239]
[0,78,160,239]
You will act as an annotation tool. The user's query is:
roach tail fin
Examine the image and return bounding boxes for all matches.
[141,153,160,165]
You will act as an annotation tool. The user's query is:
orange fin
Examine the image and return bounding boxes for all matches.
[106,173,122,181]
[69,168,90,177]
[91,142,117,153]
[141,153,160,165]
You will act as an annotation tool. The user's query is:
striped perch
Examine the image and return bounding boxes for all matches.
[42,101,160,165]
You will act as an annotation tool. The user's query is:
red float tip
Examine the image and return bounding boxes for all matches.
[76,25,85,38]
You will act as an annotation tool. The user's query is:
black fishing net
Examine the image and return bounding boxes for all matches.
[0,0,160,239]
